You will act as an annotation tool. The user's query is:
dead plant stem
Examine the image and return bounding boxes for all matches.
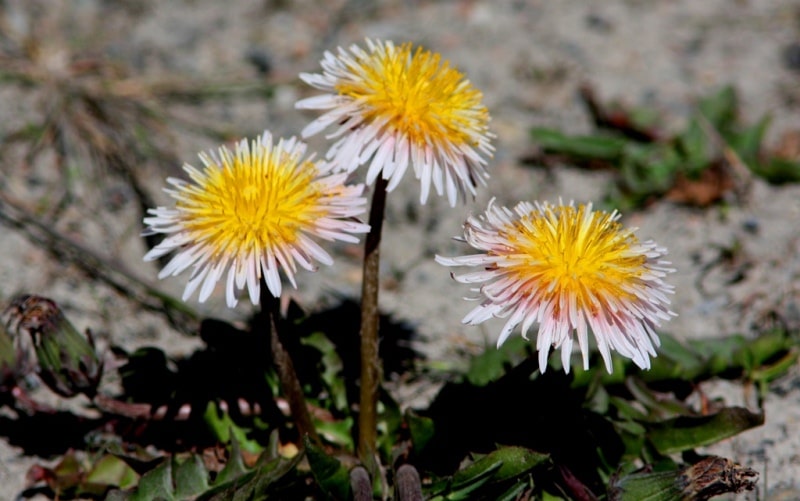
[260,283,320,446]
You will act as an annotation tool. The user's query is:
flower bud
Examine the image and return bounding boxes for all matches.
[0,317,31,392]
[6,295,102,398]
[609,456,758,501]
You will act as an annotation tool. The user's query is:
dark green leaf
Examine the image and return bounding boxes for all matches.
[610,456,758,501]
[203,401,264,455]
[646,407,764,455]
[729,115,770,167]
[624,378,692,417]
[212,435,250,487]
[173,455,210,500]
[301,331,348,412]
[494,479,531,501]
[751,348,799,384]
[84,455,139,491]
[378,387,404,460]
[609,468,684,501]
[753,157,800,183]
[647,333,707,380]
[676,118,713,176]
[466,336,529,386]
[199,452,302,501]
[531,127,626,160]
[609,396,648,422]
[450,446,548,493]
[697,86,737,132]
[406,410,436,455]
[316,417,355,450]
[618,143,680,195]
[304,435,352,500]
[434,460,499,501]
[129,458,175,501]
[744,329,794,367]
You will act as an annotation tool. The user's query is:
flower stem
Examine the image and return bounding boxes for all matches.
[358,176,388,470]
[260,284,320,446]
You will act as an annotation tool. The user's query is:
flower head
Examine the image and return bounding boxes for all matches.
[436,199,676,373]
[144,131,370,308]
[296,39,494,206]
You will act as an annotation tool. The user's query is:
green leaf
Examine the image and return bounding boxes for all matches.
[624,378,692,417]
[744,329,794,367]
[754,157,800,184]
[129,458,175,501]
[531,127,626,160]
[379,387,404,460]
[126,455,211,501]
[609,396,648,422]
[212,435,250,487]
[304,436,351,500]
[173,455,210,500]
[301,331,348,413]
[751,348,799,385]
[729,115,770,167]
[686,335,746,377]
[434,460,499,501]
[199,452,303,501]
[466,336,529,386]
[609,456,758,501]
[494,479,531,501]
[84,455,140,491]
[646,407,764,455]
[479,450,543,493]
[315,417,355,450]
[676,118,713,176]
[609,468,685,501]
[697,86,737,132]
[613,419,648,461]
[618,143,680,195]
[432,446,549,500]
[203,401,265,455]
[406,410,436,455]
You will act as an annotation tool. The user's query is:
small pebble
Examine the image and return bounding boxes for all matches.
[741,218,759,234]
[585,13,612,34]
[245,47,272,75]
[782,42,800,72]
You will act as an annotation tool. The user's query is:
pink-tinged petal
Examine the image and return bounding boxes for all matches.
[439,199,676,373]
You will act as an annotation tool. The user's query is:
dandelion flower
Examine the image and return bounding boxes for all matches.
[296,39,494,206]
[143,131,370,308]
[436,199,676,373]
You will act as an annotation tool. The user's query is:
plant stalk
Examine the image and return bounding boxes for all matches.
[261,283,320,446]
[358,176,388,470]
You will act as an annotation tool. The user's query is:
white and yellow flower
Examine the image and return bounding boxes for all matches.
[143,131,369,307]
[437,199,676,373]
[296,39,494,206]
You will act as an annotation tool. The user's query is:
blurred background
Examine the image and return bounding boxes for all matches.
[1,0,799,498]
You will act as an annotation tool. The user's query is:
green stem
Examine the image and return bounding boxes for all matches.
[358,175,388,470]
[261,284,320,446]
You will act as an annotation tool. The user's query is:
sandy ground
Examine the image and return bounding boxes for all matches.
[1,0,800,499]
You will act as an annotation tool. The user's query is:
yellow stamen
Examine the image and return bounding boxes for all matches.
[505,205,645,312]
[178,142,323,258]
[335,43,488,148]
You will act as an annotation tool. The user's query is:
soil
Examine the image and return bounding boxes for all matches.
[1,0,799,499]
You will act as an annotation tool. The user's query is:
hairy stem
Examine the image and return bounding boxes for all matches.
[358,176,388,470]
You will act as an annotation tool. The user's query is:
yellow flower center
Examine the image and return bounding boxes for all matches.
[335,43,488,148]
[505,205,646,314]
[178,145,323,258]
